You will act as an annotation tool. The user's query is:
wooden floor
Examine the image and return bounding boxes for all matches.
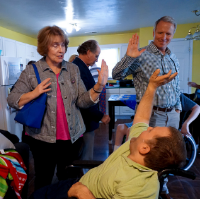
[27,119,200,199]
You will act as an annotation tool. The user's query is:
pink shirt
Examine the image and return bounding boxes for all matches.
[56,73,71,140]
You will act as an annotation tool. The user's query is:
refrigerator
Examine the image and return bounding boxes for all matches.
[0,56,23,141]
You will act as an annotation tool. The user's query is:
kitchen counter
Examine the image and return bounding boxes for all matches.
[106,86,134,89]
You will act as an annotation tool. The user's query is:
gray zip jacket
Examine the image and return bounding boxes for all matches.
[7,58,96,143]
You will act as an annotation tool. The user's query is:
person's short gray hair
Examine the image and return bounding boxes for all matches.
[77,40,99,55]
[154,16,177,33]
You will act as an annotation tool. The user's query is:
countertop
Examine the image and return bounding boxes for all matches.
[106,86,134,89]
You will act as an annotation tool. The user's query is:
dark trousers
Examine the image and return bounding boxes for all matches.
[28,136,83,190]
[29,178,79,199]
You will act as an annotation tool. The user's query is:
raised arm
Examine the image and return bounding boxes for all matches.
[126,33,146,58]
[133,69,178,125]
[89,59,108,101]
[112,33,145,80]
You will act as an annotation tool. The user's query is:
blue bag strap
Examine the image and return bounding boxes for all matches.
[32,64,41,84]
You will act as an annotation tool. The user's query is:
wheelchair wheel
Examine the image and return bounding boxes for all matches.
[181,136,197,171]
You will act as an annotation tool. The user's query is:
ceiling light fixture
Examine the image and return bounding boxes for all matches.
[66,23,81,33]
[193,10,200,16]
[185,10,200,40]
[185,25,200,40]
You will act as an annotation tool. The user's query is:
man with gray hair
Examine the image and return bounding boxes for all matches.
[112,16,181,199]
[73,40,110,161]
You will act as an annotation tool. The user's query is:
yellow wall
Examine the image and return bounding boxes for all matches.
[0,26,37,46]
[1,23,199,89]
[68,22,200,84]
[68,31,139,47]
[68,31,139,81]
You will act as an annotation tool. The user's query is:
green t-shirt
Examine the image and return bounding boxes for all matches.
[80,123,159,199]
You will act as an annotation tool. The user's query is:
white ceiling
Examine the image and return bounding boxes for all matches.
[0,0,200,38]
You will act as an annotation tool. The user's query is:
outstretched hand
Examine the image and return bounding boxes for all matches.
[149,69,178,89]
[126,33,146,58]
[188,82,198,88]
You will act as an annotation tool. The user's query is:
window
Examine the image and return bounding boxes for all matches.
[95,48,119,78]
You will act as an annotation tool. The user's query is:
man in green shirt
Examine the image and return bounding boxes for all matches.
[31,69,186,199]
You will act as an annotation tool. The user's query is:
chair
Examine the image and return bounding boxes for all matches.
[0,130,30,199]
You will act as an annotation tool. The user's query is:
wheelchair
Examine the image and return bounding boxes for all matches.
[182,135,197,171]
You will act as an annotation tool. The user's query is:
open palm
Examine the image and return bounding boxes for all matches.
[126,33,146,58]
[97,59,109,86]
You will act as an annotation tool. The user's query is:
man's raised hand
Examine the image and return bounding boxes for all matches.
[126,34,146,58]
[97,59,108,87]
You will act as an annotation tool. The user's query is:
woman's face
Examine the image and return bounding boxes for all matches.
[46,35,65,66]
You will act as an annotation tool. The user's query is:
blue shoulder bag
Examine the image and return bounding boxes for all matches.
[14,64,47,129]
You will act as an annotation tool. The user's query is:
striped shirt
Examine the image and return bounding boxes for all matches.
[89,66,101,83]
[112,41,182,110]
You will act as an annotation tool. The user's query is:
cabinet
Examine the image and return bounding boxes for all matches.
[0,37,3,55]
[106,87,136,116]
[36,50,43,61]
[0,36,44,69]
[25,44,43,64]
[25,44,37,60]
[3,38,17,57]
[16,41,26,69]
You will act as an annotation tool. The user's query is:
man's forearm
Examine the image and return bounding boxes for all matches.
[184,105,200,126]
[112,55,136,80]
[133,85,156,125]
